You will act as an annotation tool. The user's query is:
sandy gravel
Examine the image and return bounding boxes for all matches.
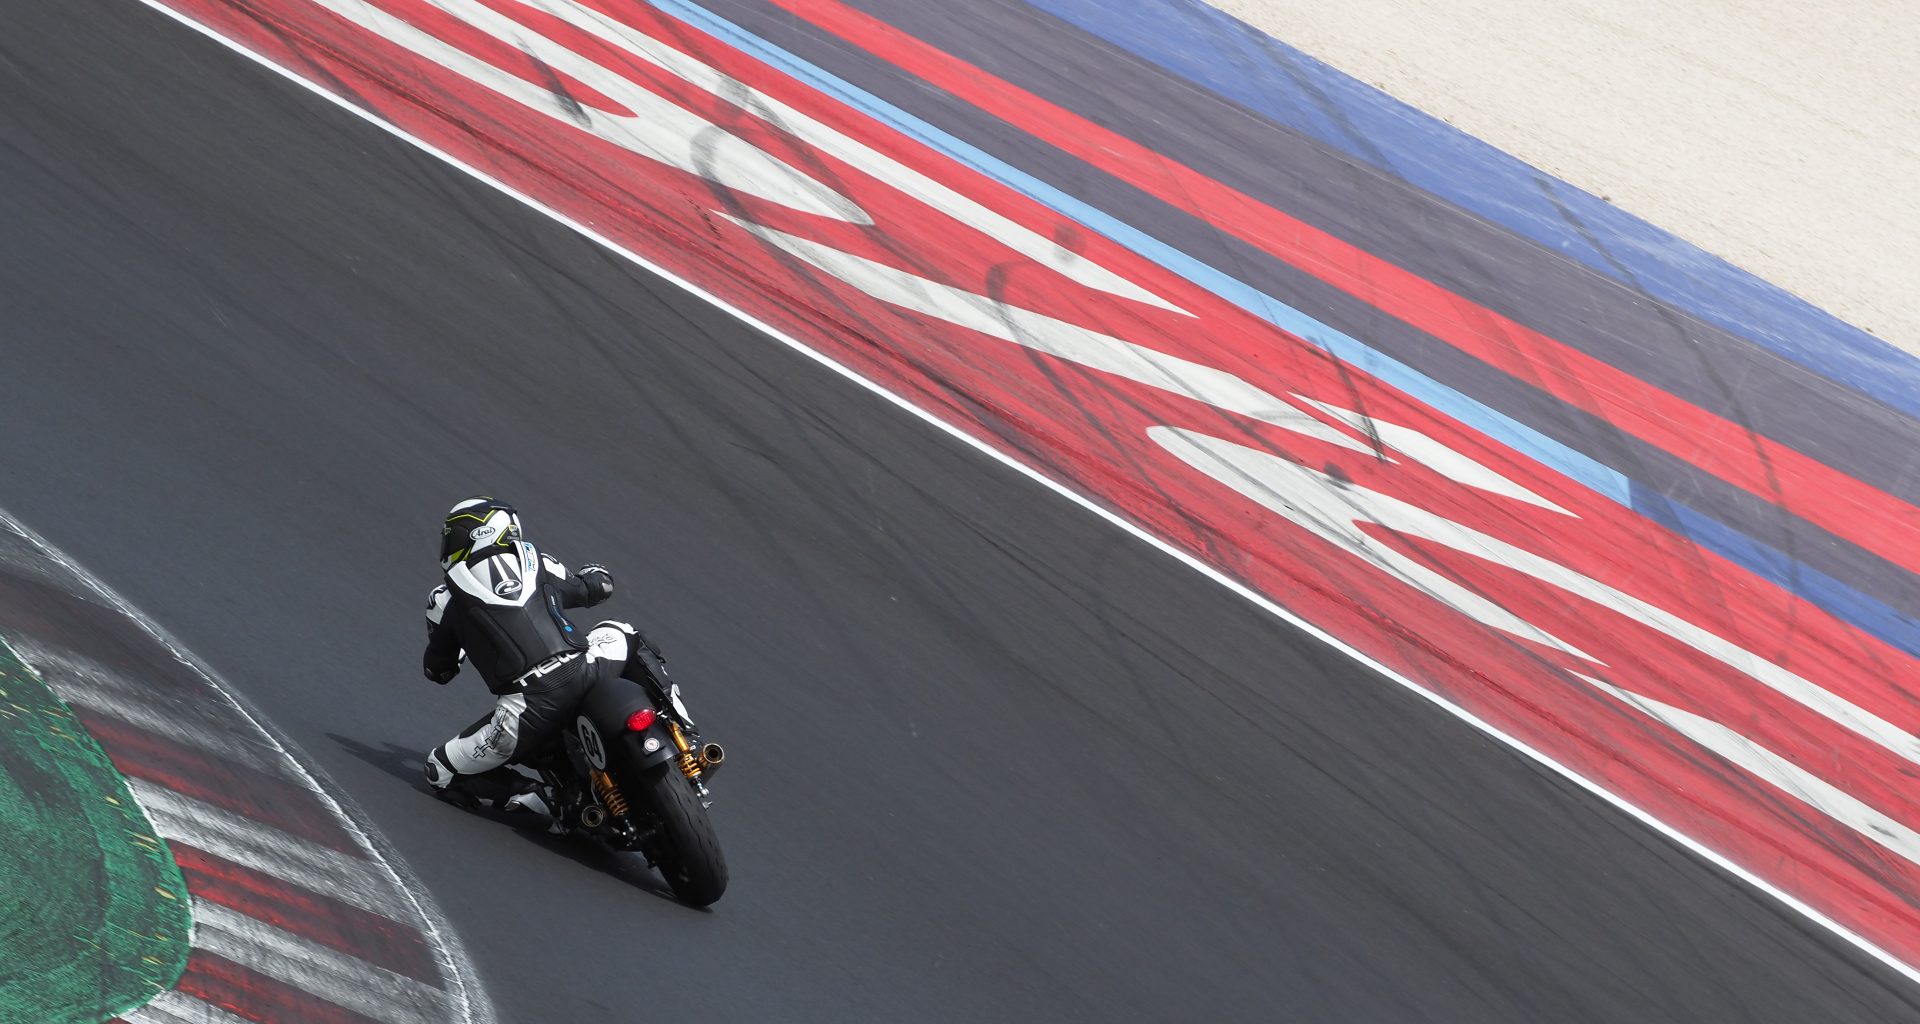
[1208,0,1920,356]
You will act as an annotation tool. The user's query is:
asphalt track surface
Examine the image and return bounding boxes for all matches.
[4,2,1919,1021]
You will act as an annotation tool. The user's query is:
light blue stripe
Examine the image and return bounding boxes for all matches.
[648,0,1920,657]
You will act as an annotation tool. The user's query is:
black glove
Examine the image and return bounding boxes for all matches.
[425,663,458,685]
[578,564,614,605]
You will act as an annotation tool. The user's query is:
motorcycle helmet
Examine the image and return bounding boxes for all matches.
[441,496,523,570]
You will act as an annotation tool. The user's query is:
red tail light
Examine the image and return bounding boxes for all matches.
[625,708,657,732]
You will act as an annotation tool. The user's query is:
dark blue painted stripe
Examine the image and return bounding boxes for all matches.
[1019,0,1920,422]
[1643,490,1920,660]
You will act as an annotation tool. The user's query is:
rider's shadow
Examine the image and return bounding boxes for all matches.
[327,733,433,792]
[324,732,682,903]
[507,829,679,902]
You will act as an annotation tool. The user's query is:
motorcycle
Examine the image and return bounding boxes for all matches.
[525,641,728,906]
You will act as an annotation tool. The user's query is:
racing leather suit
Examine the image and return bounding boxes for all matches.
[421,540,618,809]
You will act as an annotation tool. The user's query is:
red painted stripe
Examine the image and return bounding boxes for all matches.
[173,844,441,984]
[355,0,633,115]
[75,708,367,855]
[178,950,383,1024]
[768,0,1920,580]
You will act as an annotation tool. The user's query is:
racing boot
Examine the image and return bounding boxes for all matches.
[434,764,551,816]
[425,749,482,809]
[501,778,559,818]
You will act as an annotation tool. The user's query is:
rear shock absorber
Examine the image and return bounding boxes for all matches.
[668,721,702,780]
[589,768,629,817]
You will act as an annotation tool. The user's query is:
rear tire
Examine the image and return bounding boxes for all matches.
[638,763,728,906]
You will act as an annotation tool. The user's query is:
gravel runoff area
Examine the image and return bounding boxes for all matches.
[1207,0,1920,355]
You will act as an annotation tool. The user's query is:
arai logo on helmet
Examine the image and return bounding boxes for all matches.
[469,522,501,548]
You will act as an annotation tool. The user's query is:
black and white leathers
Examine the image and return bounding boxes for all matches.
[424,542,613,693]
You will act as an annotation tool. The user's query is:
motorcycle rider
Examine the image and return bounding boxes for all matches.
[422,496,668,819]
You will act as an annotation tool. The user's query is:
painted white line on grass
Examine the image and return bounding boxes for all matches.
[116,0,1920,989]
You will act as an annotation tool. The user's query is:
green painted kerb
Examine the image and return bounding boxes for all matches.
[0,637,190,1024]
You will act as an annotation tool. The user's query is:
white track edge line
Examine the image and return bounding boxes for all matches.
[119,0,1920,990]
[14,641,312,783]
[0,508,496,1024]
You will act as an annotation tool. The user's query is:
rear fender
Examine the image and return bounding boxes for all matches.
[576,673,677,773]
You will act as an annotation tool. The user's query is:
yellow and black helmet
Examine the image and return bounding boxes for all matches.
[441,496,523,570]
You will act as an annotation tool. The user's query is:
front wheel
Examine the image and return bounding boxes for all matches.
[639,764,728,906]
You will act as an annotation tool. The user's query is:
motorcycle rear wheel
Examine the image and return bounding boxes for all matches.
[639,763,728,906]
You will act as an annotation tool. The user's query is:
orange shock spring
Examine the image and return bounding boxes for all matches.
[668,721,702,780]
[589,768,629,817]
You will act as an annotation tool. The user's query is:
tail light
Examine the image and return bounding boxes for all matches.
[625,708,657,732]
